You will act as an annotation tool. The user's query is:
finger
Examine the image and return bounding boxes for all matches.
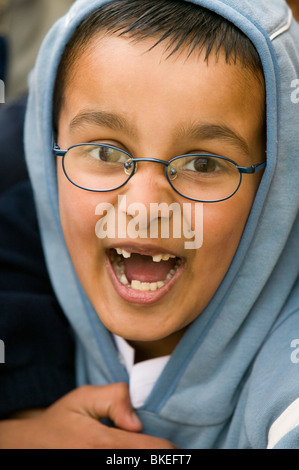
[67,383,142,432]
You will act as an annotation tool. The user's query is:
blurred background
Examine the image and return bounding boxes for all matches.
[287,0,299,22]
[0,0,73,193]
[0,0,73,101]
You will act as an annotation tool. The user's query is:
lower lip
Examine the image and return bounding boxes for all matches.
[105,253,185,305]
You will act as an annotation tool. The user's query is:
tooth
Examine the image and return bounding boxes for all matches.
[116,248,131,258]
[157,281,165,288]
[131,280,150,291]
[152,254,163,262]
[120,274,129,285]
[122,250,131,258]
[140,283,150,291]
[162,254,176,261]
[152,253,176,262]
[150,282,158,291]
[131,280,141,290]
[131,280,166,291]
[112,261,123,274]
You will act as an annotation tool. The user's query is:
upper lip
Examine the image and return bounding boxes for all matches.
[105,242,184,259]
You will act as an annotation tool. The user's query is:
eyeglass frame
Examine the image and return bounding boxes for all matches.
[53,142,266,203]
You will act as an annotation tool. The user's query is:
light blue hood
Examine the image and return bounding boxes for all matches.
[24,0,299,448]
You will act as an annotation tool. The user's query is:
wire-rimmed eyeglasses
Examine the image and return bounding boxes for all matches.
[53,142,266,203]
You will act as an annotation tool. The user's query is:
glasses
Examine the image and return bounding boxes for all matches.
[53,143,266,203]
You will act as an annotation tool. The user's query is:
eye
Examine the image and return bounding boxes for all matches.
[88,145,128,164]
[168,155,237,182]
[182,156,220,173]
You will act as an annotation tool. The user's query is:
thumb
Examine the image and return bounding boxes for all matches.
[73,383,142,432]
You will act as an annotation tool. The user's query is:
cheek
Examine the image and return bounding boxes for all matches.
[198,182,257,266]
[59,189,95,242]
[57,166,105,261]
[204,205,245,246]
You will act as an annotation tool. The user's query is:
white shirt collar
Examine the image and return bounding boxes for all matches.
[114,334,170,408]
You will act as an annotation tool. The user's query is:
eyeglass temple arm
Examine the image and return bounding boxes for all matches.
[53,143,66,157]
[238,162,266,174]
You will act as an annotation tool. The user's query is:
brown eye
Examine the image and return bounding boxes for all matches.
[98,146,111,162]
[180,156,219,173]
[88,145,128,163]
[193,157,217,173]
[90,146,115,162]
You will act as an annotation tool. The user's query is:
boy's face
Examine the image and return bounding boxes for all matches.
[57,34,265,358]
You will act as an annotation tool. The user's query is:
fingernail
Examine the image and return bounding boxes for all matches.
[131,411,142,427]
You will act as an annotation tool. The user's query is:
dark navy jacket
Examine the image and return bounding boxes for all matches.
[0,181,75,418]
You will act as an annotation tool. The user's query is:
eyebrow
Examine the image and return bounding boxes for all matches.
[178,122,250,156]
[70,111,250,156]
[69,110,137,137]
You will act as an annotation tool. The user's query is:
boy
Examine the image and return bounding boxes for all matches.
[0,0,299,448]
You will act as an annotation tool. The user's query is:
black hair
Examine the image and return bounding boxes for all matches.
[53,0,264,128]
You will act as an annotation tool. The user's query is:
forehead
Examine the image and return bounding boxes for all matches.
[58,34,265,156]
[66,30,263,88]
[63,33,264,104]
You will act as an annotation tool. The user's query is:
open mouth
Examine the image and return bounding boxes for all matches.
[107,247,183,293]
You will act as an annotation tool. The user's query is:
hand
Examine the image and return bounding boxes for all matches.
[0,383,177,449]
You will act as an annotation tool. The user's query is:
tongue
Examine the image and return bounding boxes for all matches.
[124,253,176,283]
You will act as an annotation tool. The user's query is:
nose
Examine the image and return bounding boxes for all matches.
[118,158,179,236]
[122,157,175,202]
